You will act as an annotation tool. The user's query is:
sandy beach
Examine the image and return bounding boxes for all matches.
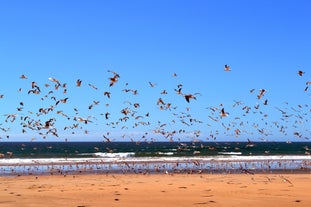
[0,173,310,207]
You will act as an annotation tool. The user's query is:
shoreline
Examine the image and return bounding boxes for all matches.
[1,166,310,177]
[1,173,311,207]
[1,156,311,176]
[1,169,310,178]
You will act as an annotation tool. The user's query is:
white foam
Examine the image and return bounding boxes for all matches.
[0,155,311,166]
[157,152,174,156]
[218,152,242,155]
[93,152,135,158]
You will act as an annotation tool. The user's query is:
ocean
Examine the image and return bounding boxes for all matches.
[1,141,311,176]
[1,141,311,158]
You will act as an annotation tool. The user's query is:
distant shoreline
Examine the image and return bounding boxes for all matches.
[1,155,310,176]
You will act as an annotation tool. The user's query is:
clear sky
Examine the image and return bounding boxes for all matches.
[0,0,310,142]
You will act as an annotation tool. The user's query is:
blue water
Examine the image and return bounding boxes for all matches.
[0,141,310,158]
[1,142,311,175]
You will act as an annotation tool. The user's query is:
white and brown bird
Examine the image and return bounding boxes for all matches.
[257,89,266,99]
[20,74,28,79]
[224,64,231,71]
[220,108,228,117]
[108,71,120,87]
[48,77,61,86]
[183,94,196,103]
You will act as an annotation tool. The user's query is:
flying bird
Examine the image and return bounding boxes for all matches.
[183,94,197,103]
[298,70,305,76]
[20,74,28,79]
[224,64,231,71]
[76,79,82,87]
[148,81,156,88]
[257,89,266,99]
[88,83,98,90]
[220,108,228,117]
[48,77,61,86]
[104,91,111,98]
[108,71,120,87]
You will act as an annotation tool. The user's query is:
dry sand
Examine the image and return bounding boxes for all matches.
[0,173,310,207]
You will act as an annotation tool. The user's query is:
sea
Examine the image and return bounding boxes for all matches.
[0,141,311,176]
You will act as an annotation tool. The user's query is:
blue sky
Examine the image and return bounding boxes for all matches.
[0,0,310,142]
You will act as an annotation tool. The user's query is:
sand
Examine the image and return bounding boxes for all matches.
[0,173,310,207]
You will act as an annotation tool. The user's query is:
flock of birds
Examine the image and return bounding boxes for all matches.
[0,68,310,144]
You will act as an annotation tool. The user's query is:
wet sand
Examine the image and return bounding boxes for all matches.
[0,173,310,207]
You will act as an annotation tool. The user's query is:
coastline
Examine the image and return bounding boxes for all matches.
[1,144,310,206]
[1,155,311,176]
[1,173,310,207]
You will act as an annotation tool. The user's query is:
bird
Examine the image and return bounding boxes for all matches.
[76,79,82,87]
[88,83,98,90]
[48,77,61,87]
[148,81,156,87]
[103,134,112,142]
[183,94,196,103]
[20,74,28,79]
[109,76,118,87]
[105,112,110,120]
[257,89,266,99]
[31,81,40,91]
[220,108,228,117]
[108,71,120,87]
[224,64,231,71]
[298,70,305,76]
[104,91,111,98]
[263,99,268,105]
[44,119,54,129]
[55,97,69,105]
[175,87,182,95]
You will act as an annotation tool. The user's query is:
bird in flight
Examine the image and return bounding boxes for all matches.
[76,79,82,87]
[298,70,305,76]
[257,89,266,99]
[108,70,120,87]
[183,94,197,103]
[20,74,28,79]
[220,108,228,117]
[48,77,61,88]
[224,64,231,71]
